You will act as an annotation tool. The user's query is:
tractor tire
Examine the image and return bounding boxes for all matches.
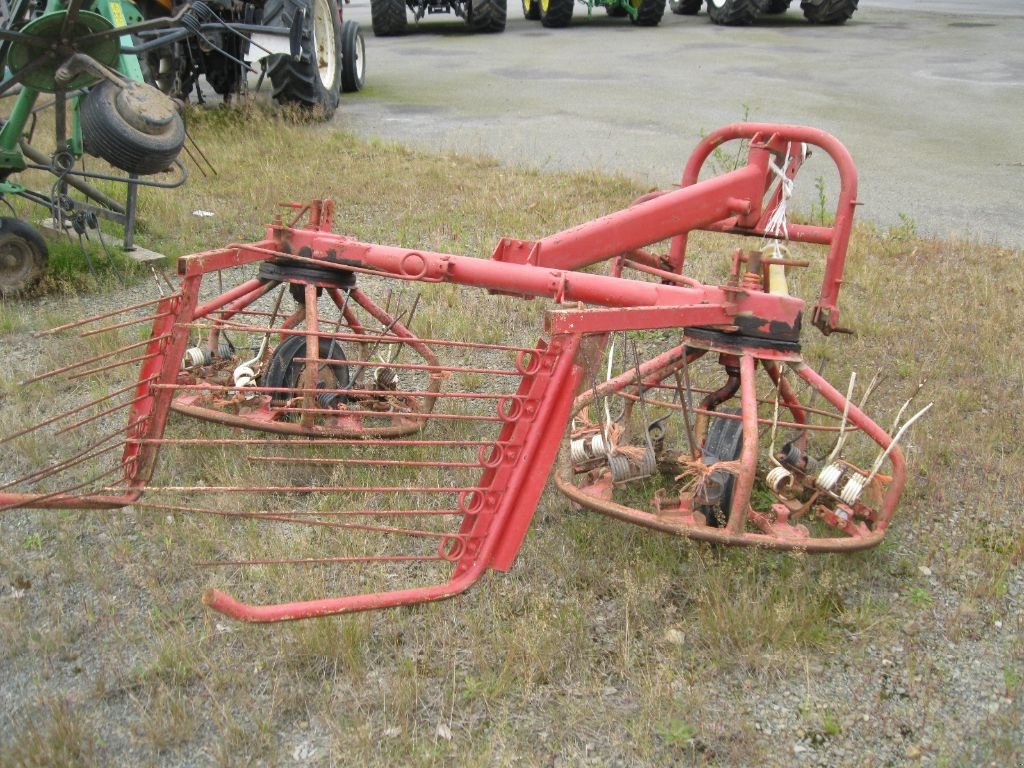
[762,0,790,11]
[371,0,408,35]
[630,0,666,25]
[605,3,628,16]
[341,20,366,92]
[705,0,760,25]
[540,0,573,27]
[801,0,857,24]
[80,79,185,175]
[469,0,507,32]
[264,0,342,117]
[0,218,47,297]
[668,0,702,13]
[522,0,541,19]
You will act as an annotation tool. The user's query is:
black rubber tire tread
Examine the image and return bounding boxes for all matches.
[469,0,507,32]
[761,0,790,12]
[371,0,408,35]
[0,217,47,297]
[80,80,185,175]
[668,0,701,13]
[264,0,342,117]
[801,0,857,23]
[631,0,666,25]
[522,0,541,19]
[605,3,628,16]
[705,0,760,24]
[540,0,573,27]
[703,409,743,526]
[341,20,365,92]
[265,335,350,402]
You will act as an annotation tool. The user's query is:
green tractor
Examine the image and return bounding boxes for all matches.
[370,0,507,36]
[522,0,666,27]
[669,0,859,25]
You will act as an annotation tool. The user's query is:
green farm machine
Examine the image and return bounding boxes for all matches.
[0,0,365,295]
[522,0,665,27]
[670,0,859,25]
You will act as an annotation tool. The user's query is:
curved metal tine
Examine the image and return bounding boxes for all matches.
[59,0,85,40]
[0,51,56,99]
[75,5,190,46]
[0,28,51,44]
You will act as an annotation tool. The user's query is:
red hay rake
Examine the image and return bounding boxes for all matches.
[0,124,928,622]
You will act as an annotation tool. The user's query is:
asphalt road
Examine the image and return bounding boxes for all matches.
[334,0,1023,247]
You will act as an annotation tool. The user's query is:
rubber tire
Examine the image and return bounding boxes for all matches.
[371,0,408,36]
[605,3,628,16]
[705,0,760,24]
[469,0,507,32]
[80,80,185,175]
[540,0,573,27]
[523,0,541,19]
[0,218,47,297]
[341,20,365,92]
[761,0,790,12]
[264,335,350,403]
[264,0,342,117]
[631,0,666,25]
[668,0,701,12]
[801,0,857,24]
[702,409,743,527]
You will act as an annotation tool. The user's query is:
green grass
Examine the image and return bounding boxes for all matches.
[0,108,1021,767]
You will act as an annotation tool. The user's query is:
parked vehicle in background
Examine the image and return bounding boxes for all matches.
[670,0,858,25]
[135,0,366,116]
[370,0,506,35]
[523,0,666,27]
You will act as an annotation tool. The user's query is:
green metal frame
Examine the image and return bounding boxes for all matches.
[0,0,147,196]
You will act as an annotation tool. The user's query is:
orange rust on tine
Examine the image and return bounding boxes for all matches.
[33,294,182,336]
[78,311,174,338]
[20,335,171,386]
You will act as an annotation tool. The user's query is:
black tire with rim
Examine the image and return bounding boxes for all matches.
[371,0,408,35]
[265,335,350,405]
[469,0,507,32]
[705,0,760,24]
[630,0,666,25]
[264,0,342,117]
[522,0,541,19]
[761,0,790,12]
[80,79,185,175]
[0,218,47,297]
[668,0,701,13]
[801,0,857,23]
[540,0,573,27]
[341,20,365,92]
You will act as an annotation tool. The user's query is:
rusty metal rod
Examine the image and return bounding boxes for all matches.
[132,501,466,539]
[248,456,481,469]
[67,352,160,381]
[79,311,174,338]
[0,375,158,446]
[34,295,180,336]
[21,335,171,385]
[196,555,448,567]
[55,393,150,436]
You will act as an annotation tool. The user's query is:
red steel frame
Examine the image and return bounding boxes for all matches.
[1,124,909,622]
